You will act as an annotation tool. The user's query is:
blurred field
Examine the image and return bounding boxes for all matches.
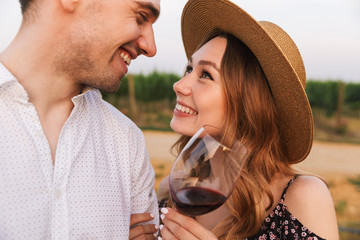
[144,130,360,239]
[103,73,360,237]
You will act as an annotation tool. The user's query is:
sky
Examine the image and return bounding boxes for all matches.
[0,0,359,82]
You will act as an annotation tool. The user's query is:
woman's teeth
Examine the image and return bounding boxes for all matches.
[175,104,197,115]
[120,52,131,66]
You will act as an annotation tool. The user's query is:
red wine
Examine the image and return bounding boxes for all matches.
[170,186,227,217]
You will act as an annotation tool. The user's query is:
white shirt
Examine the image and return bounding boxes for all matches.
[0,63,159,239]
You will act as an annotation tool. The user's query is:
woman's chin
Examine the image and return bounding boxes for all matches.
[170,119,192,136]
[169,119,180,133]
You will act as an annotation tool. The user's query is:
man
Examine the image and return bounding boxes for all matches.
[0,0,160,239]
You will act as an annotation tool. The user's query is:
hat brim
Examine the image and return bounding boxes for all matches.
[181,0,313,163]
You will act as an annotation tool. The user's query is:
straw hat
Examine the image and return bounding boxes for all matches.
[181,0,314,164]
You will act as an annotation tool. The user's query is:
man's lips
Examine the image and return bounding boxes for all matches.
[118,48,132,66]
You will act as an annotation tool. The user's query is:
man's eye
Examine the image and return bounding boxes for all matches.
[137,13,148,24]
[184,65,193,75]
[201,71,213,80]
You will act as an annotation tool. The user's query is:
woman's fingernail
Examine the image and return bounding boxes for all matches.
[159,224,164,230]
[158,237,162,240]
[160,214,165,220]
[150,213,155,218]
[161,208,169,214]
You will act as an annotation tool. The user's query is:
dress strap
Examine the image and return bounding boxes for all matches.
[280,175,298,201]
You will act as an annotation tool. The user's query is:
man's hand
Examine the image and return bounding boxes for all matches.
[130,213,159,240]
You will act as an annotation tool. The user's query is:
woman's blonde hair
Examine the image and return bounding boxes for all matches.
[172,32,297,239]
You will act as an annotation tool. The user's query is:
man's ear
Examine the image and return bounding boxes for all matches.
[60,0,79,13]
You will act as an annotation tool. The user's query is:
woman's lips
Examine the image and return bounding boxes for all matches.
[174,103,198,115]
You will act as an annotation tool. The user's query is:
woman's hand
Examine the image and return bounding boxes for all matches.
[159,208,217,240]
[130,213,159,240]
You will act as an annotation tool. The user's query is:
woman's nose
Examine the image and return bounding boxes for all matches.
[173,76,192,96]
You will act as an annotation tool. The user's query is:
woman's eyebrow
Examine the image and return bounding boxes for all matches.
[198,60,220,72]
[189,57,220,72]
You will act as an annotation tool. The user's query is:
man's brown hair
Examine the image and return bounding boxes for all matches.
[19,0,34,15]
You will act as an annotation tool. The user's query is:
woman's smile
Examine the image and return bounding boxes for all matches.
[174,103,198,115]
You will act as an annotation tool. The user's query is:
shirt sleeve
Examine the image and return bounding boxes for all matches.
[129,127,159,226]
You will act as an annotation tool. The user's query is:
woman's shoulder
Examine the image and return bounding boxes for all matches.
[284,175,339,240]
[286,175,328,199]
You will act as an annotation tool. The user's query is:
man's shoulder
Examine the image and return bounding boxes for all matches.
[84,90,141,133]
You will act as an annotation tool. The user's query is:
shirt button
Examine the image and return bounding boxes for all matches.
[55,189,62,199]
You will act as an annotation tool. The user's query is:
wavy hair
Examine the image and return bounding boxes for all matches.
[172,32,297,239]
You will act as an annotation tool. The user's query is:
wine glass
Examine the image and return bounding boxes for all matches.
[169,125,248,217]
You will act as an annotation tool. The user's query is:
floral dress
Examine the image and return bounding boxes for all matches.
[248,176,325,240]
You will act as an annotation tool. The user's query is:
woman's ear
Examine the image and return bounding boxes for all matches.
[60,0,79,13]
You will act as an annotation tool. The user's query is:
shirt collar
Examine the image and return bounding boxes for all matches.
[72,86,102,103]
[0,62,30,103]
[0,62,17,85]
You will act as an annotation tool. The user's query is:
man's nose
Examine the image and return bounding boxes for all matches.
[137,26,157,57]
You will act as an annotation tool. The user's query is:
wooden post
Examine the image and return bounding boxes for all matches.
[336,81,345,130]
[128,74,138,117]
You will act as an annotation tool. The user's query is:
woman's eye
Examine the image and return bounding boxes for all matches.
[201,71,213,80]
[184,65,193,75]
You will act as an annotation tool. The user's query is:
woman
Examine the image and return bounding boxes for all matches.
[157,0,339,239]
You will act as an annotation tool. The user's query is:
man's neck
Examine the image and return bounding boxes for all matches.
[0,27,83,163]
[0,27,82,113]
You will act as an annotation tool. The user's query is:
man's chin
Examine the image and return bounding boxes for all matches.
[91,78,122,93]
[100,82,122,93]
